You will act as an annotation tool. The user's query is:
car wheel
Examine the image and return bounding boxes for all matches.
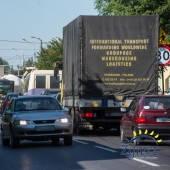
[64,136,72,145]
[1,132,10,146]
[10,131,20,148]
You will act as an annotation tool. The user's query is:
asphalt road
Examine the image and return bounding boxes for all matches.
[0,130,170,170]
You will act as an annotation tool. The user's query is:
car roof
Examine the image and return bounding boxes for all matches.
[7,92,20,95]
[15,95,55,99]
[135,94,170,99]
[44,89,60,92]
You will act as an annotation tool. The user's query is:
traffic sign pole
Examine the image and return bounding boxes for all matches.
[158,45,170,94]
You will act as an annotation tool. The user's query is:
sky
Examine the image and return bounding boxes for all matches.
[0,0,98,69]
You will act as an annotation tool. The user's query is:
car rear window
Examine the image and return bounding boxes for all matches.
[144,97,170,110]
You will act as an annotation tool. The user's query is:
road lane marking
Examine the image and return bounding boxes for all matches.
[133,158,160,167]
[74,139,88,144]
[94,146,117,153]
[95,145,160,167]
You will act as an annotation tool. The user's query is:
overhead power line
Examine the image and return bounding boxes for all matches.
[0,49,39,51]
[0,39,48,44]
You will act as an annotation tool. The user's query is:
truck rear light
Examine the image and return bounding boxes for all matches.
[136,117,147,123]
[81,112,95,118]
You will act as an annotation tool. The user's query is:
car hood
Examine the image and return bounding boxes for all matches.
[13,110,71,120]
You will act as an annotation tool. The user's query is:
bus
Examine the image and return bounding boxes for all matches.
[0,79,15,95]
[25,70,62,95]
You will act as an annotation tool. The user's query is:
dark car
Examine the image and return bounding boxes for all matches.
[41,89,60,98]
[1,95,73,148]
[2,92,21,112]
[120,95,170,145]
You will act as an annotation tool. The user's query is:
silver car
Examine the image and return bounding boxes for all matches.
[1,95,73,148]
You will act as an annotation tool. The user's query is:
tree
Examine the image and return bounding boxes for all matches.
[94,0,170,34]
[0,57,10,74]
[24,57,34,67]
[35,38,63,70]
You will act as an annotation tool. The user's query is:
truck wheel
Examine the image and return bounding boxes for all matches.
[64,136,72,145]
[51,138,59,145]
[75,124,84,135]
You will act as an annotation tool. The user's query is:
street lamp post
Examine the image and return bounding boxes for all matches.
[31,36,43,51]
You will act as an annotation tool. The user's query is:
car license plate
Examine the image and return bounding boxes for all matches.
[156,117,170,122]
[36,126,55,131]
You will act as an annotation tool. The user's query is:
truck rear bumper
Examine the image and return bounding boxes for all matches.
[77,119,121,130]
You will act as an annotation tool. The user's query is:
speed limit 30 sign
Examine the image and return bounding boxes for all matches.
[158,45,170,66]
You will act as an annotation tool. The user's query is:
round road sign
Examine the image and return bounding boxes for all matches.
[158,45,170,66]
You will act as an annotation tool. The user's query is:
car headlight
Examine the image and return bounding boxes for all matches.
[14,120,31,125]
[56,118,71,123]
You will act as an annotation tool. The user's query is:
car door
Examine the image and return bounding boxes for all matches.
[122,98,140,138]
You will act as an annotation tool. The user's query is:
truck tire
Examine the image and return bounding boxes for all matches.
[72,109,82,134]
[64,136,72,145]
[51,138,59,145]
[75,124,85,135]
[10,131,20,148]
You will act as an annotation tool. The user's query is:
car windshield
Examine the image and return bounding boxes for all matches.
[7,94,18,100]
[49,90,60,94]
[14,97,62,111]
[144,97,170,110]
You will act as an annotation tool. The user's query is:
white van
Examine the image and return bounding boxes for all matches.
[25,70,62,95]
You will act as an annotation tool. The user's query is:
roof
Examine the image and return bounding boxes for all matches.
[136,94,170,98]
[7,92,21,95]
[16,95,55,99]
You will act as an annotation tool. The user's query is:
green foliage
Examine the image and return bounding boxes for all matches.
[35,38,63,70]
[94,0,170,34]
[24,57,34,67]
[0,57,10,74]
[0,57,8,65]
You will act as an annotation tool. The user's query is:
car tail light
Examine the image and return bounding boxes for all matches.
[80,112,95,118]
[136,117,147,123]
